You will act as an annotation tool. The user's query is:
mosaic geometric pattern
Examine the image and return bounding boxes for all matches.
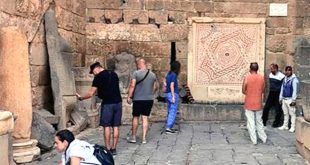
[194,23,260,85]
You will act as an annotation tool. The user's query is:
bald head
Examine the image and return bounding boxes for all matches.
[136,58,146,69]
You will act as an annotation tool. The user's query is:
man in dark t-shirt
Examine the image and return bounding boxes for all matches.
[76,62,121,155]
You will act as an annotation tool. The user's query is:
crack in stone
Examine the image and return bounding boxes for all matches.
[185,124,194,165]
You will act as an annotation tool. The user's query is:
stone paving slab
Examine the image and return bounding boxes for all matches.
[29,122,308,165]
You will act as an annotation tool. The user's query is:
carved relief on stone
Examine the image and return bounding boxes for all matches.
[110,52,136,94]
[188,18,265,103]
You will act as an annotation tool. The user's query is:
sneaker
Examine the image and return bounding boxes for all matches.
[127,136,136,143]
[110,148,117,155]
[289,128,295,133]
[142,139,147,144]
[171,128,179,132]
[278,125,289,130]
[165,128,176,134]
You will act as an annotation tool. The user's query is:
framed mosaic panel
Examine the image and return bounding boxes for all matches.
[188,18,265,103]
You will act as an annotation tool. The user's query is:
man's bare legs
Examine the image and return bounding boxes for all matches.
[112,127,119,149]
[142,115,149,141]
[104,127,111,149]
[130,116,139,141]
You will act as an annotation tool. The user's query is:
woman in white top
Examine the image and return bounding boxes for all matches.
[54,129,101,165]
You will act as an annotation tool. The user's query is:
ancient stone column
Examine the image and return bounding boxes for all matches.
[0,110,14,165]
[0,26,40,163]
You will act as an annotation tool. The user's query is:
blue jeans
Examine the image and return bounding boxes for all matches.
[166,93,179,129]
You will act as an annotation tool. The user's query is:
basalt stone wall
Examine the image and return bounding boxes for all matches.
[85,0,307,86]
[0,0,86,112]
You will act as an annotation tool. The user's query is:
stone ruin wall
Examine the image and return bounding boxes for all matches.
[1,0,309,115]
[0,0,86,112]
[85,0,309,87]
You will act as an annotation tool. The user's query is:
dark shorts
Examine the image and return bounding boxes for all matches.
[132,100,154,117]
[100,102,122,127]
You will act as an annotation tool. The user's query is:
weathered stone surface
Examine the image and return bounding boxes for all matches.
[0,134,10,165]
[130,24,161,41]
[13,139,40,163]
[31,86,53,109]
[113,52,136,94]
[295,66,310,82]
[86,39,116,55]
[55,0,85,16]
[180,104,244,121]
[266,17,288,28]
[45,8,77,129]
[0,27,33,140]
[121,0,141,10]
[168,11,187,24]
[296,117,306,143]
[0,111,14,135]
[115,41,170,57]
[148,10,168,25]
[73,67,94,81]
[265,53,291,71]
[275,28,290,34]
[30,66,50,87]
[160,24,188,41]
[300,81,310,121]
[86,0,122,9]
[87,24,161,41]
[0,0,16,14]
[35,109,59,125]
[214,2,267,14]
[302,120,310,150]
[296,46,310,66]
[143,57,170,71]
[194,1,213,13]
[72,52,84,67]
[145,0,165,10]
[104,10,123,24]
[85,55,106,67]
[266,35,287,53]
[176,41,188,59]
[86,9,105,23]
[58,29,86,54]
[32,22,46,43]
[55,6,85,34]
[31,111,56,150]
[15,0,44,18]
[123,10,148,24]
[29,42,48,66]
[179,1,195,11]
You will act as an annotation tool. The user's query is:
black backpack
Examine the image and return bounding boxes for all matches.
[93,144,114,165]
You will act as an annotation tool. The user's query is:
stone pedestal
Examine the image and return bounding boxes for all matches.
[12,140,40,163]
[0,27,40,163]
[300,80,310,122]
[295,117,310,162]
[0,110,14,165]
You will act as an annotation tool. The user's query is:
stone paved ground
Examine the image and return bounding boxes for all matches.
[34,122,308,165]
